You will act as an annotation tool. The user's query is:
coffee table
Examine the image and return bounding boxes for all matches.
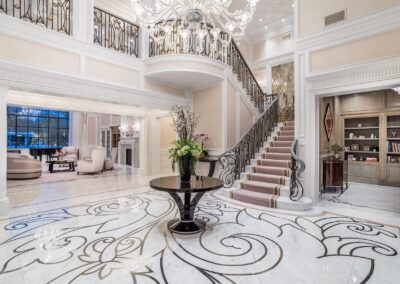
[150,176,223,234]
[47,160,75,173]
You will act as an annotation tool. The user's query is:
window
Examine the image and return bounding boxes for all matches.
[7,106,69,149]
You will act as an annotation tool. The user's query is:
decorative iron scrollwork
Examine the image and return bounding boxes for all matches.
[219,96,278,187]
[148,20,265,112]
[290,139,305,201]
[1,0,71,34]
[93,7,139,57]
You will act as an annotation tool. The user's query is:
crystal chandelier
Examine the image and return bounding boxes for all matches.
[132,0,259,43]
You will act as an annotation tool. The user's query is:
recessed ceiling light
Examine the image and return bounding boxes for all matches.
[264,25,268,29]
[292,3,295,8]
[281,18,286,22]
[259,18,263,22]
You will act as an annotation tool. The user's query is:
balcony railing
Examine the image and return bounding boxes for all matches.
[148,20,266,112]
[0,0,71,34]
[93,7,139,57]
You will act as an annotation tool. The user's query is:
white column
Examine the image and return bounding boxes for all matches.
[138,116,148,175]
[73,0,94,42]
[0,86,10,216]
[265,64,273,94]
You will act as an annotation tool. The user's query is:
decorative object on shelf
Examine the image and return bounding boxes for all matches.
[331,143,343,159]
[362,145,371,151]
[169,105,202,182]
[358,123,362,128]
[349,133,354,139]
[345,146,350,151]
[370,134,375,139]
[324,104,333,142]
[347,154,354,161]
[133,0,259,43]
[371,146,379,152]
[193,132,209,159]
[358,135,366,139]
[351,144,359,151]
[391,131,397,137]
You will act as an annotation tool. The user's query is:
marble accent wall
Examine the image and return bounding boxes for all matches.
[272,62,294,122]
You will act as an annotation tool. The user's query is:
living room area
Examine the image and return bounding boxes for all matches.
[6,103,142,190]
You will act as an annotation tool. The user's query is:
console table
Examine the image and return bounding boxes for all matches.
[150,176,223,234]
[322,159,348,193]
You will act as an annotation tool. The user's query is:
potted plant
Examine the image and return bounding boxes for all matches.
[331,143,343,159]
[169,105,202,182]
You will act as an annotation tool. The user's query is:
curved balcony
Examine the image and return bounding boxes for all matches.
[146,20,267,112]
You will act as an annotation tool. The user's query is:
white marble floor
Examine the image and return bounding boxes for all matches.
[1,172,399,283]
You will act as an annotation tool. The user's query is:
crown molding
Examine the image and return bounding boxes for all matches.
[0,60,188,109]
[306,56,400,95]
[252,48,294,69]
[297,4,400,52]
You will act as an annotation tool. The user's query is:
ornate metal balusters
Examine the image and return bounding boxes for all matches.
[219,96,278,187]
[2,0,70,34]
[93,7,139,57]
[290,139,305,201]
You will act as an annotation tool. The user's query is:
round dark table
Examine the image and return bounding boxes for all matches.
[150,176,223,234]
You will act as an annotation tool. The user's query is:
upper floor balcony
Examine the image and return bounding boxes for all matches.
[0,0,267,112]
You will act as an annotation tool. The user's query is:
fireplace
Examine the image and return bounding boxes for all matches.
[126,149,132,166]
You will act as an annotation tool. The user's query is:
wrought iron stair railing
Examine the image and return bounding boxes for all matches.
[290,139,305,201]
[148,20,266,112]
[93,7,140,57]
[218,95,278,187]
[0,0,71,34]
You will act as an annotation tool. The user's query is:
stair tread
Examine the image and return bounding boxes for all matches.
[255,165,290,170]
[243,180,283,188]
[250,173,287,179]
[233,189,277,199]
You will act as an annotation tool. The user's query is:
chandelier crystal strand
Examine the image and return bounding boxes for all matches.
[132,0,259,44]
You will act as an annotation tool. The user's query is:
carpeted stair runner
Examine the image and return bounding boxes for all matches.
[231,121,294,208]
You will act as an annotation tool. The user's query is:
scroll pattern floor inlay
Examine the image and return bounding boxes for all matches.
[0,191,398,283]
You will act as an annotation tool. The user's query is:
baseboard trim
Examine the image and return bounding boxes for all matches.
[0,197,10,216]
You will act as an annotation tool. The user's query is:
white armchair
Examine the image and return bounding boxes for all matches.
[104,147,118,170]
[76,148,105,174]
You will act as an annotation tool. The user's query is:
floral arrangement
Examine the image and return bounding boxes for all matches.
[193,132,209,159]
[170,105,198,141]
[169,140,202,175]
[331,143,343,154]
[169,105,202,179]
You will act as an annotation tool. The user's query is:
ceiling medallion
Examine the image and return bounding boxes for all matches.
[324,104,333,142]
[132,0,259,44]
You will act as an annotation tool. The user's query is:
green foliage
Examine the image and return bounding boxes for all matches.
[331,143,343,154]
[169,139,203,175]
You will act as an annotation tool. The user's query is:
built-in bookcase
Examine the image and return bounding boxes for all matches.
[386,115,400,163]
[344,117,380,162]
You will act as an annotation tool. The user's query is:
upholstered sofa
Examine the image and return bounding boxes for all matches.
[76,148,105,174]
[7,153,42,179]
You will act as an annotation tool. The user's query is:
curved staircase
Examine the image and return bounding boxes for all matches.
[223,121,312,211]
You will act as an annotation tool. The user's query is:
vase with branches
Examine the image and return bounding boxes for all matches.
[169,105,202,182]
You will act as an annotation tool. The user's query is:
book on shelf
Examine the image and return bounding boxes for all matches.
[387,141,400,153]
[387,155,400,163]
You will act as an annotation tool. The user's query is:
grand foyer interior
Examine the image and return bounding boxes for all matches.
[0,0,399,283]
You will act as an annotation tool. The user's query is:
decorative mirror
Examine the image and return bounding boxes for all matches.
[324,104,333,141]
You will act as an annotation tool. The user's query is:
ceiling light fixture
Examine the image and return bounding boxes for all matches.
[281,18,286,22]
[292,3,295,8]
[259,18,263,22]
[264,25,268,29]
[132,0,259,44]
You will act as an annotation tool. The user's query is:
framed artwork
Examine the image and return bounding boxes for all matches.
[324,104,333,142]
[351,144,359,151]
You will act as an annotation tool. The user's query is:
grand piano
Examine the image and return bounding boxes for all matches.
[29,147,62,161]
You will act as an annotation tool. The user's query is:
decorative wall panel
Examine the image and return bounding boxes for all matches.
[272,62,294,122]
